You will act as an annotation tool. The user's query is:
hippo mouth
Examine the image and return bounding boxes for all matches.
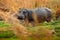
[17,16,24,20]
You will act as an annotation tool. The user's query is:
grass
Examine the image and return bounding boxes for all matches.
[0,20,60,40]
[0,38,19,40]
[0,21,9,27]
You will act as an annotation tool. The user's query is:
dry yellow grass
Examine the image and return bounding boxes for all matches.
[0,10,32,40]
[0,0,60,14]
[0,0,60,40]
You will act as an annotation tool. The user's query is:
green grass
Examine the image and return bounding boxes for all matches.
[0,38,19,40]
[0,21,9,27]
[0,31,15,38]
[0,20,60,40]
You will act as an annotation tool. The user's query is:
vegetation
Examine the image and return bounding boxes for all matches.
[0,20,60,40]
[0,0,60,40]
